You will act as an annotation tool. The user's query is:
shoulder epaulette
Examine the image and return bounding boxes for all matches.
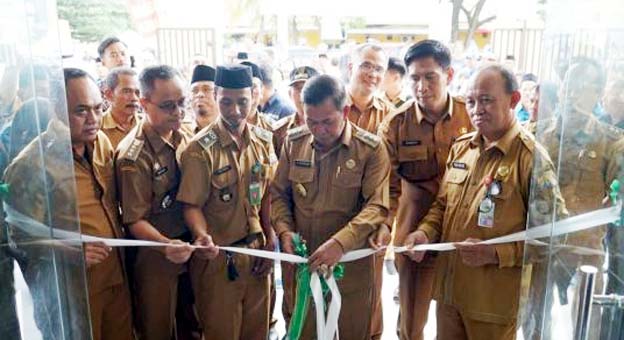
[124,139,144,161]
[455,131,476,143]
[354,128,381,148]
[253,125,273,143]
[287,125,310,140]
[518,129,536,152]
[197,129,218,150]
[271,116,290,131]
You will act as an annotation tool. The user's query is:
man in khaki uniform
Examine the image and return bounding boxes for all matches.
[182,65,219,135]
[115,65,195,340]
[178,65,276,340]
[346,43,392,338]
[272,74,390,340]
[5,68,133,340]
[380,57,411,111]
[347,43,392,134]
[535,57,624,340]
[241,61,274,132]
[270,65,319,326]
[405,65,564,340]
[379,40,473,340]
[102,67,142,149]
[272,66,319,156]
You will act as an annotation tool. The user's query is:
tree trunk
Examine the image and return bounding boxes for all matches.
[450,0,463,43]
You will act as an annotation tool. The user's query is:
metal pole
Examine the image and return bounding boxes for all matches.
[574,265,598,340]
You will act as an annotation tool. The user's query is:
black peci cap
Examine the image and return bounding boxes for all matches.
[215,65,253,89]
[191,65,216,84]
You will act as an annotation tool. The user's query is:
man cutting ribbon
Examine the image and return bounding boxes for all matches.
[404,64,566,340]
[271,74,390,339]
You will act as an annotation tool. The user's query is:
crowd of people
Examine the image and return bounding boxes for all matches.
[0,34,624,340]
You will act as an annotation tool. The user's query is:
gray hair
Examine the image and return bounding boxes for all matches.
[105,67,137,91]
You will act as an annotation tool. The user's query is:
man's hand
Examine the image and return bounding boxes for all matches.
[454,238,499,267]
[84,242,111,268]
[403,230,429,262]
[279,231,297,255]
[164,239,194,264]
[192,233,219,260]
[253,231,277,277]
[368,224,391,250]
[308,239,344,272]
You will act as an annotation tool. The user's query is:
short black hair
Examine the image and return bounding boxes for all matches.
[258,63,273,87]
[387,57,406,77]
[404,39,452,69]
[18,64,49,90]
[52,68,95,115]
[105,67,137,91]
[476,64,519,94]
[302,74,346,110]
[97,37,126,59]
[139,65,181,98]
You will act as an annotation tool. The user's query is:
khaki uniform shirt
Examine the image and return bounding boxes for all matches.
[539,113,624,249]
[101,109,141,149]
[247,109,274,132]
[346,94,392,133]
[74,133,125,293]
[380,91,411,112]
[177,119,277,246]
[379,96,473,244]
[271,121,390,253]
[271,113,305,157]
[115,120,190,239]
[4,120,125,293]
[417,121,564,324]
[180,119,201,136]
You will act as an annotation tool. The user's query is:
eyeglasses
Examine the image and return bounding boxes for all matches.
[358,61,385,75]
[148,98,187,114]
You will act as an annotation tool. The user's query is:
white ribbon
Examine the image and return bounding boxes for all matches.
[310,272,341,340]
[4,201,621,339]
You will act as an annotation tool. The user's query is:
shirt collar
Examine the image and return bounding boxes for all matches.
[310,120,353,151]
[414,93,453,124]
[143,122,181,153]
[215,118,250,148]
[347,93,384,112]
[470,119,521,155]
[102,109,137,130]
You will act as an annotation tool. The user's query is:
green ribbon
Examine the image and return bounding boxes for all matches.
[610,179,622,226]
[286,234,344,340]
[0,183,9,201]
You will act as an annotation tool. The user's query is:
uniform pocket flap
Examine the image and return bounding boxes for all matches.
[288,166,314,183]
[398,145,428,161]
[446,169,468,184]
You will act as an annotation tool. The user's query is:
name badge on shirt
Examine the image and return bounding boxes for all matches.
[214,165,232,175]
[402,140,421,146]
[295,159,312,168]
[155,166,168,177]
[452,161,467,170]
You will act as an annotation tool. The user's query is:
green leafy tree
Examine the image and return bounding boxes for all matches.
[57,0,132,42]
